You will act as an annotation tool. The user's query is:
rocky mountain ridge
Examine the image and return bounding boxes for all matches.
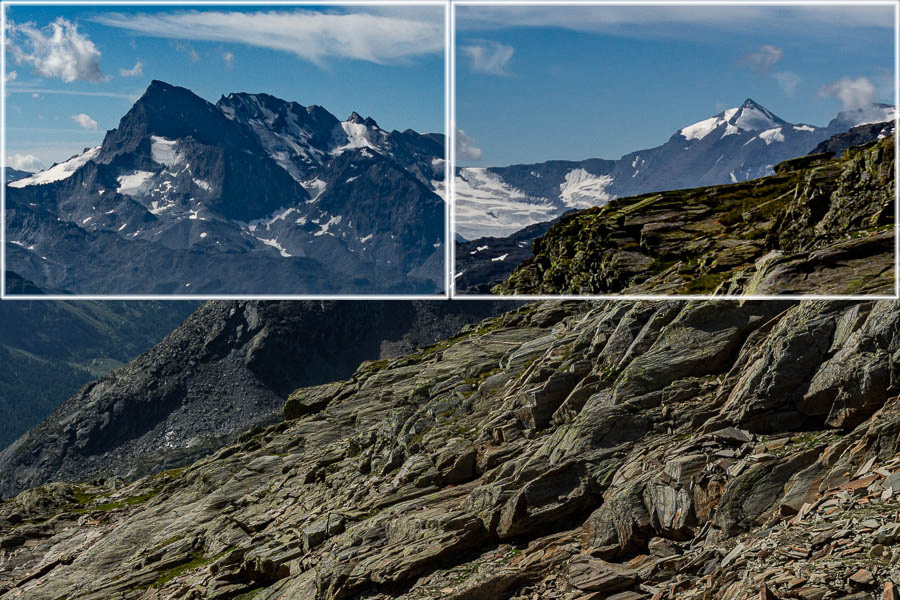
[0,300,512,499]
[496,134,895,296]
[0,271,197,451]
[456,99,891,240]
[3,299,900,599]
[5,81,445,294]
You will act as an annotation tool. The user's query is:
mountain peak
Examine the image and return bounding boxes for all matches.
[134,80,212,116]
[727,98,785,131]
[140,80,193,103]
[347,112,379,128]
[147,79,176,91]
[99,79,262,163]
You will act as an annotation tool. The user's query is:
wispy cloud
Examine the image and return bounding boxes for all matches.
[738,44,782,76]
[820,76,877,110]
[774,71,800,95]
[462,41,513,76]
[4,71,17,84]
[119,60,143,77]
[7,153,44,172]
[221,50,234,68]
[5,87,138,100]
[456,128,483,161]
[72,113,99,130]
[7,17,107,83]
[93,9,444,66]
[738,45,800,96]
[456,5,892,40]
[174,41,201,63]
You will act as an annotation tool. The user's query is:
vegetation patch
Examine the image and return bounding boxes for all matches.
[153,552,210,588]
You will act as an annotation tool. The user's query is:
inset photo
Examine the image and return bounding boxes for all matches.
[3,3,447,297]
[453,3,897,297]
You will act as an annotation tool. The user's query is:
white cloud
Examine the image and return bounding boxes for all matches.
[7,17,106,83]
[31,92,40,99]
[462,41,513,76]
[456,129,483,161]
[174,41,201,63]
[457,5,892,36]
[93,9,444,66]
[774,71,800,95]
[820,76,877,110]
[119,60,143,77]
[72,112,99,130]
[4,70,17,83]
[221,50,234,68]
[8,153,44,172]
[739,44,783,76]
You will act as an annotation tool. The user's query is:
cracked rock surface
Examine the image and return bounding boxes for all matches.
[2,299,900,599]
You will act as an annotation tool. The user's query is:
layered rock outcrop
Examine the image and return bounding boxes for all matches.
[3,299,900,599]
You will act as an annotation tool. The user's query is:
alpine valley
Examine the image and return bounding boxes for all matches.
[5,81,446,295]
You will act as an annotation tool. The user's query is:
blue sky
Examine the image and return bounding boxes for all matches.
[3,4,445,172]
[456,4,896,166]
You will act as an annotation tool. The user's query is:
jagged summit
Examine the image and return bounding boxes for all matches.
[99,79,260,161]
[346,111,379,128]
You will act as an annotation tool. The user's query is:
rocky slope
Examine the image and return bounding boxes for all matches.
[0,300,511,499]
[497,135,895,296]
[454,216,568,294]
[0,271,197,450]
[458,122,897,296]
[6,81,445,294]
[811,120,895,158]
[3,299,900,599]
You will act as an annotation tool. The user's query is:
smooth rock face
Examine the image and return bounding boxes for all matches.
[3,300,900,599]
[497,136,895,296]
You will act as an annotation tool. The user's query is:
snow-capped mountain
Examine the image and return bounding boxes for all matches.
[455,98,890,240]
[827,103,897,131]
[5,80,445,295]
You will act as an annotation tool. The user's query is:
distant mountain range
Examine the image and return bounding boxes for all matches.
[455,98,896,240]
[5,80,445,295]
